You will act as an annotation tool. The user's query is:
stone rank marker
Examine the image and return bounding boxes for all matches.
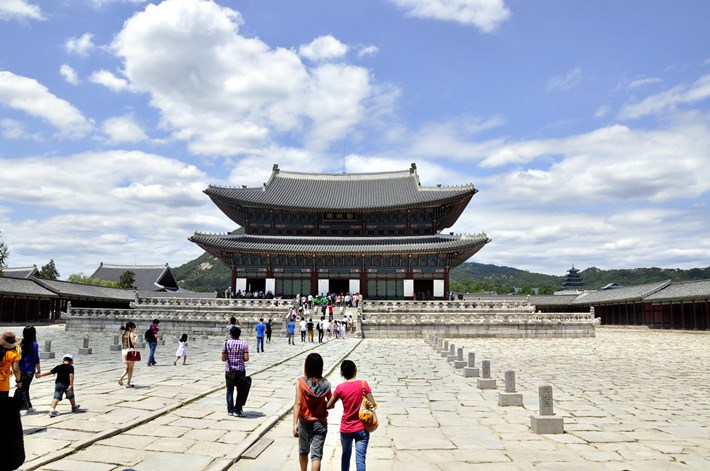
[453,347,467,369]
[463,352,479,378]
[110,335,122,351]
[39,340,55,360]
[498,370,523,406]
[530,384,564,434]
[447,344,458,362]
[477,360,497,389]
[78,336,92,355]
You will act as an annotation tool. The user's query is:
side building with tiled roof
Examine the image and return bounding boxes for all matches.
[191,163,490,299]
[90,263,179,292]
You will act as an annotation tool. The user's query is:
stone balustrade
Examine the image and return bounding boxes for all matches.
[361,300,536,312]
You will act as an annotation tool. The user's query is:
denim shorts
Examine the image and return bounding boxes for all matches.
[298,419,327,460]
[53,382,75,401]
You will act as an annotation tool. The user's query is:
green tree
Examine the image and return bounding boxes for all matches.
[118,270,136,289]
[495,284,513,295]
[0,231,8,276]
[518,286,535,295]
[67,274,119,287]
[39,259,60,280]
[538,285,558,295]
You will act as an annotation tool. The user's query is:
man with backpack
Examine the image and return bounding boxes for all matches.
[145,319,160,366]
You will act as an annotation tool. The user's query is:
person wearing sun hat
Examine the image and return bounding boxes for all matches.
[0,331,22,397]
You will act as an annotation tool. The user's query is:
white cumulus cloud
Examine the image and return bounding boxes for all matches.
[65,33,95,55]
[0,0,42,21]
[101,116,149,143]
[299,35,348,62]
[390,0,510,32]
[59,64,79,85]
[0,71,92,137]
[110,0,381,156]
[89,69,133,92]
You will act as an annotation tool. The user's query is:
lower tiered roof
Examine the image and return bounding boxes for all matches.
[189,233,490,267]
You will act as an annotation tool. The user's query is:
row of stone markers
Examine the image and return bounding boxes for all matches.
[426,335,564,434]
[38,335,174,358]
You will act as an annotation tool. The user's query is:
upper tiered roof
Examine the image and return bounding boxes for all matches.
[205,163,477,226]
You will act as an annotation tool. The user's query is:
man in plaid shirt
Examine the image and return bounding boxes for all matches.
[222,326,250,416]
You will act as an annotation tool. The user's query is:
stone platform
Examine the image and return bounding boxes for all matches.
[5,325,709,470]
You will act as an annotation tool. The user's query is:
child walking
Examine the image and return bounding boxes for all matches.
[293,353,332,471]
[174,334,188,365]
[36,354,81,417]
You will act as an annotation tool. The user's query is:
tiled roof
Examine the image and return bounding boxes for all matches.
[2,266,40,279]
[90,263,178,291]
[644,279,710,302]
[32,278,135,301]
[206,164,476,211]
[190,232,490,256]
[571,280,672,305]
[529,294,578,306]
[0,276,58,298]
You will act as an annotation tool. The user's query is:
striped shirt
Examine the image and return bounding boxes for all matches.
[222,339,248,372]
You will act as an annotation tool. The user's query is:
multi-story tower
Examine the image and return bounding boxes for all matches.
[190,163,490,299]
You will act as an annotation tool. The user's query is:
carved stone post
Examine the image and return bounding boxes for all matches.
[477,360,497,389]
[39,339,55,359]
[78,336,92,354]
[530,384,564,434]
[463,352,479,377]
[498,370,523,406]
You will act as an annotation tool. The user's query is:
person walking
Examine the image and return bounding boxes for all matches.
[118,322,138,388]
[327,360,378,471]
[266,319,273,343]
[18,326,41,412]
[222,326,250,417]
[146,319,160,366]
[317,317,325,343]
[174,334,188,365]
[293,353,332,471]
[306,318,315,343]
[36,354,81,417]
[287,317,296,345]
[255,318,266,352]
[0,331,22,398]
[300,318,308,342]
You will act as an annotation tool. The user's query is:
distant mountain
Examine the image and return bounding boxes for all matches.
[172,250,710,293]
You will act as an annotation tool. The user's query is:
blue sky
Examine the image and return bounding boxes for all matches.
[1,0,709,279]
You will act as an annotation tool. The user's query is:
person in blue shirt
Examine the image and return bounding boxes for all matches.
[255,319,266,353]
[287,318,296,345]
[19,326,41,412]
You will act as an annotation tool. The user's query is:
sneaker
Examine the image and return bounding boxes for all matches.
[235,410,243,417]
[72,404,81,413]
[49,410,59,417]
[228,412,234,417]
[27,407,36,413]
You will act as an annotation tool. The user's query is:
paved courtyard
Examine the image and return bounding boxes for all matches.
[4,325,710,470]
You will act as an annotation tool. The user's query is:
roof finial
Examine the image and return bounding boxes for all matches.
[273,164,279,174]
[410,162,417,174]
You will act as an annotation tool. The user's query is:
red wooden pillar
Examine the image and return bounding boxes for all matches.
[231,269,237,295]
[670,303,675,329]
[444,266,450,299]
[681,302,686,330]
[310,254,318,297]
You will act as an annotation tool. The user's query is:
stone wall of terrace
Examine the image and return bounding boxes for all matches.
[359,300,595,338]
[66,297,293,338]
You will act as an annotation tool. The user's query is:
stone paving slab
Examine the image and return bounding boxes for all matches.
[228,328,710,470]
[5,325,710,470]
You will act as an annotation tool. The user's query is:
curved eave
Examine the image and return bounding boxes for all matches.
[189,233,490,258]
[204,185,476,216]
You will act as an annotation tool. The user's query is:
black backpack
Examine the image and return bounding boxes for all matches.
[145,328,156,342]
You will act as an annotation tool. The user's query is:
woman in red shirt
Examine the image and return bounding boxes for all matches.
[327,360,377,471]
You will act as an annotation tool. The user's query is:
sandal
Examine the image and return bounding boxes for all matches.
[118,379,123,386]
[126,384,135,388]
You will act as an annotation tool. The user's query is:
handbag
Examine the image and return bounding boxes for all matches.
[358,380,378,433]
[126,350,141,362]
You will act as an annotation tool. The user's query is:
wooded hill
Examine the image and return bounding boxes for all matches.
[172,251,710,294]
